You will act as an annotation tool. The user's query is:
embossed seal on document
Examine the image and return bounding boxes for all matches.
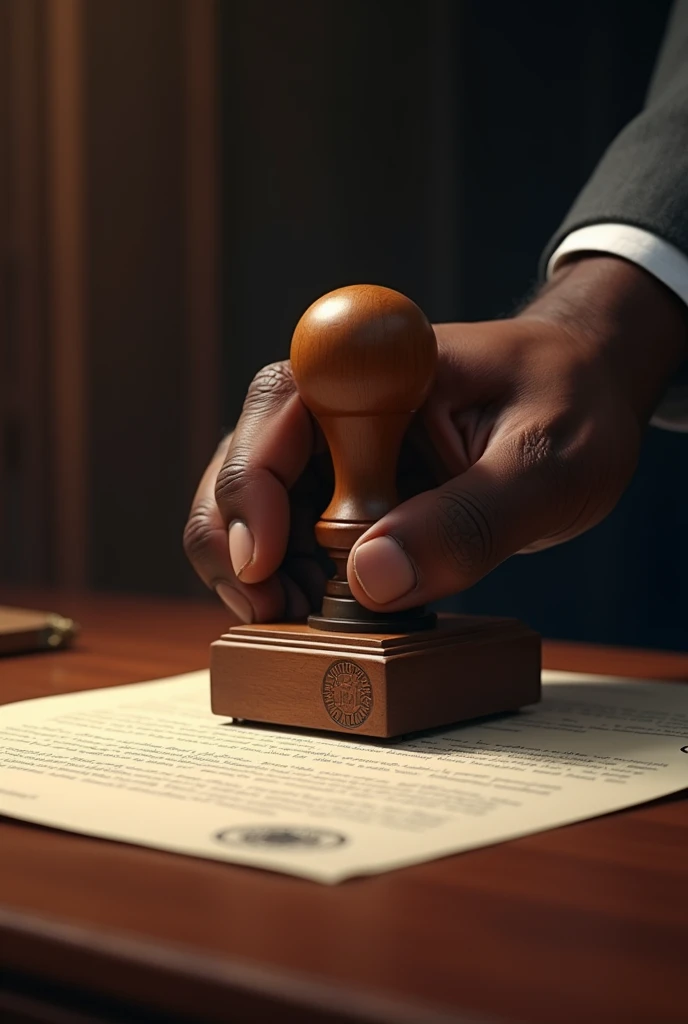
[322,659,373,729]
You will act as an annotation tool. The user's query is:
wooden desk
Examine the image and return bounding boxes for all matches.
[1,589,687,1024]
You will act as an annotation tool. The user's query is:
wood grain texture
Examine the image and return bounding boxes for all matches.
[0,588,687,1024]
[211,615,541,736]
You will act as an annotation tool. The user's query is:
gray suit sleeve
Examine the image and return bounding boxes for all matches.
[540,0,688,431]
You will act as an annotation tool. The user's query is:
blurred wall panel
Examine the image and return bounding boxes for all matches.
[0,0,14,576]
[0,0,50,584]
[0,0,220,595]
[85,0,187,594]
[86,0,220,595]
[184,0,220,492]
[47,0,87,588]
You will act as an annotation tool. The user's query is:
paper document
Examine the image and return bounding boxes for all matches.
[0,671,687,883]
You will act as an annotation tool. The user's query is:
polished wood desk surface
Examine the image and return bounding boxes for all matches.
[0,588,687,1024]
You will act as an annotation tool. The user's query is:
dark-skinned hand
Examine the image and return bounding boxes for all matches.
[183,256,687,622]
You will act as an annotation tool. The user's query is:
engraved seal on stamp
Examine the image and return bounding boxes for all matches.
[322,659,373,729]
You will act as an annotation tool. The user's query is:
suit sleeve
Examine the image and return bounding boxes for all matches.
[540,0,688,430]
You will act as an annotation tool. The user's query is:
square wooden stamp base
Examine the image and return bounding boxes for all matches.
[210,614,541,739]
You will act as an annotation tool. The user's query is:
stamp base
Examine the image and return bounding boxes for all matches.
[210,613,541,738]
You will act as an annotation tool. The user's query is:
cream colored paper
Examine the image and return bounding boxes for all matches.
[0,670,687,883]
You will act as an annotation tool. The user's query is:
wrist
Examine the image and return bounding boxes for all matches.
[520,254,688,424]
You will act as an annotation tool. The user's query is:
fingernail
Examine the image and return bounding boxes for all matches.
[216,583,254,623]
[228,520,254,579]
[353,536,416,605]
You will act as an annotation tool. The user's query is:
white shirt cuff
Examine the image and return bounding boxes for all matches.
[547,223,688,308]
[547,223,688,433]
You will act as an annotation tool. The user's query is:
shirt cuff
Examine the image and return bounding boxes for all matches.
[547,223,688,433]
[547,224,688,307]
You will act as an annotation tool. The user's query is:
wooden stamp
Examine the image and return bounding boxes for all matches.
[211,285,541,737]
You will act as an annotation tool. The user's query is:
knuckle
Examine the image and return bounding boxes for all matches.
[507,420,601,543]
[515,424,554,470]
[183,500,217,563]
[509,421,569,485]
[244,360,295,413]
[214,443,253,511]
[432,489,495,578]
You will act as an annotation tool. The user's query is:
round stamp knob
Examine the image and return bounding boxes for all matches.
[290,284,438,634]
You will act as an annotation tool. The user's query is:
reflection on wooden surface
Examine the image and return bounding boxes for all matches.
[0,588,686,1024]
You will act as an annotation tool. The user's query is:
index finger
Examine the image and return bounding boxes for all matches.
[215,361,315,584]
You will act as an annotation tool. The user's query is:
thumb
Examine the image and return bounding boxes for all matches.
[348,430,560,610]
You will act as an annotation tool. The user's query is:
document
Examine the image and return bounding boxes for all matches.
[0,670,686,883]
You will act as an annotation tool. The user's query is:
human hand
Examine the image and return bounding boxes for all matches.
[184,257,686,621]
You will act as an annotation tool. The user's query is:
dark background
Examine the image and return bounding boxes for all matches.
[1,0,685,649]
[219,0,686,649]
